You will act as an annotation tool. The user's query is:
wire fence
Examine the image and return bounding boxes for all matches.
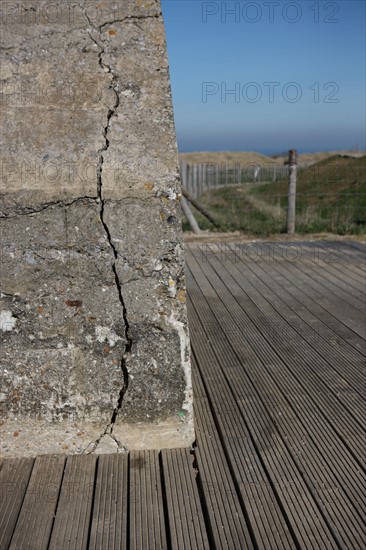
[179,157,366,235]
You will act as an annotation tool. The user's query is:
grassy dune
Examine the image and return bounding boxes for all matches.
[179,150,365,167]
[182,155,366,236]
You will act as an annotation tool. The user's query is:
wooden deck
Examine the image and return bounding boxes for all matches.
[1,241,365,549]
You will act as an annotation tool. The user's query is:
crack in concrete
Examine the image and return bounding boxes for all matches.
[84,430,128,455]
[0,292,17,298]
[83,10,132,452]
[0,196,98,218]
[99,13,161,32]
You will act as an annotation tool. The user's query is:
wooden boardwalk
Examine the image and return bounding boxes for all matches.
[1,241,365,549]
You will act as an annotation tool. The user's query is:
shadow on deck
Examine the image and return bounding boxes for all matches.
[1,241,365,549]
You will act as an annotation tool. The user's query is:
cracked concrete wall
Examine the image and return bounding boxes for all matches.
[0,0,194,456]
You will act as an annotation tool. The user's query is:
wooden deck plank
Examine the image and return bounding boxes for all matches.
[282,256,364,312]
[48,454,97,550]
[227,244,365,387]
[218,241,365,339]
[185,290,298,548]
[187,246,366,548]
[0,457,34,549]
[88,454,129,550]
[189,247,365,462]
[300,241,365,278]
[193,405,255,549]
[270,256,365,337]
[256,242,365,304]
[337,241,366,266]
[316,257,366,292]
[196,254,364,453]
[161,447,210,550]
[129,450,167,550]
[256,252,365,355]
[9,455,65,550]
[212,247,365,430]
[195,366,336,550]
[191,358,209,400]
[188,290,339,549]
[88,453,128,550]
[188,247,366,486]
[193,362,256,549]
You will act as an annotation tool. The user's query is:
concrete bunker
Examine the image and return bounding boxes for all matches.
[0,0,194,456]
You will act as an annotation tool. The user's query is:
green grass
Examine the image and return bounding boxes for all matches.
[182,187,286,235]
[183,156,366,236]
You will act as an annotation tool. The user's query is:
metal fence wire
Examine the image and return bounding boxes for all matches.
[179,156,366,235]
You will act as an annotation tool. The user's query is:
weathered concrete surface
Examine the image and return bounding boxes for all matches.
[0,0,194,457]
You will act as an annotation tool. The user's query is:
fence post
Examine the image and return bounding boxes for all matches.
[181,197,201,234]
[287,149,297,234]
[197,164,200,198]
[199,163,204,195]
[186,164,191,196]
[180,160,187,190]
[205,163,212,194]
[193,164,200,199]
[207,163,212,194]
[191,163,195,197]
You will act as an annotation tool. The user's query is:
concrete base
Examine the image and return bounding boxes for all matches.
[0,416,195,458]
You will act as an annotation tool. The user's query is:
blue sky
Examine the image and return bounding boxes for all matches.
[161,0,366,154]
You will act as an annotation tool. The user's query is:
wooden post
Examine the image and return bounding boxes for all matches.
[199,164,201,196]
[180,160,187,190]
[189,164,193,197]
[199,163,204,195]
[182,187,220,228]
[186,163,191,195]
[193,164,198,198]
[181,197,201,234]
[196,164,200,197]
[287,149,297,234]
[197,164,201,197]
[205,163,212,195]
[206,163,212,194]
